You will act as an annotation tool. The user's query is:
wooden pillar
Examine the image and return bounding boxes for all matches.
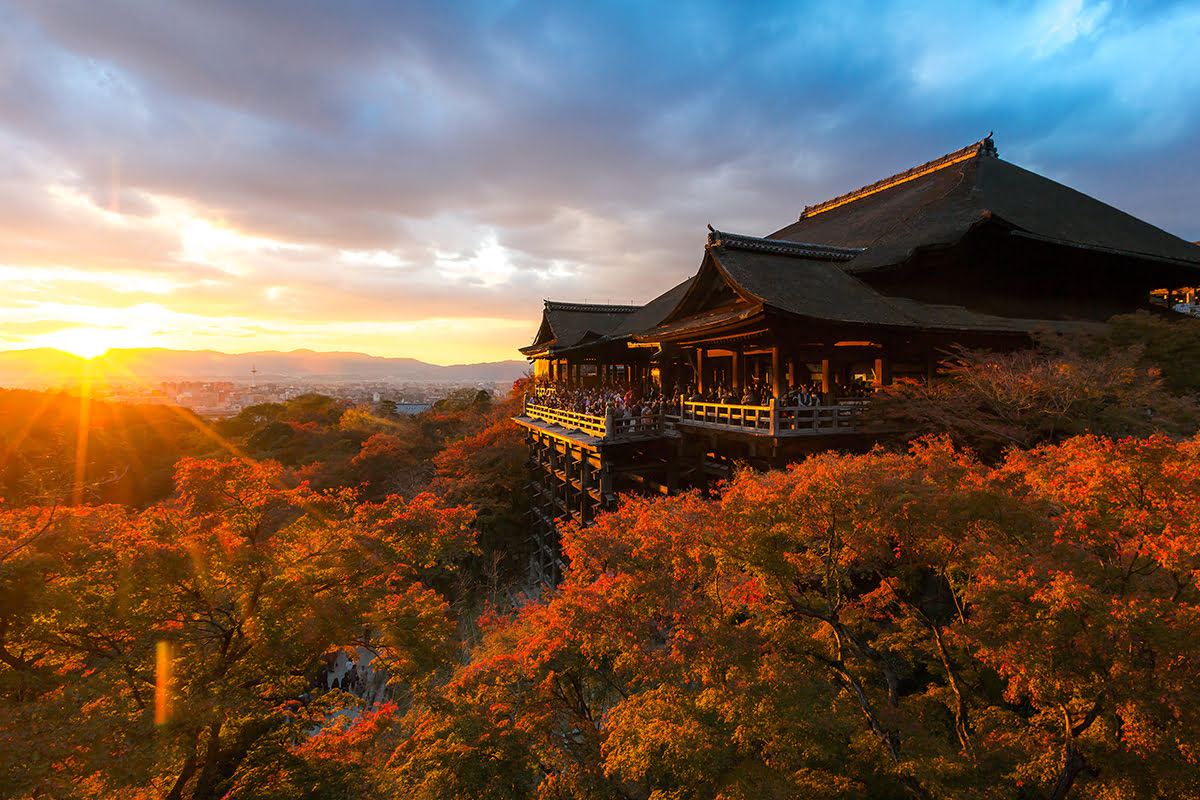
[576,450,585,525]
[731,351,741,391]
[821,358,832,398]
[786,357,796,389]
[873,355,890,388]
[771,347,783,400]
[696,349,706,393]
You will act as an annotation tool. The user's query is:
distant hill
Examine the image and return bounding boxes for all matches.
[0,348,529,383]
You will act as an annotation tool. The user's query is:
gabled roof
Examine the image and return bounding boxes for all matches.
[639,229,1090,339]
[519,301,637,356]
[768,136,1200,275]
[610,277,694,337]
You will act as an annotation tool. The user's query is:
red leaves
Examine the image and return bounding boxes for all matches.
[437,433,1200,798]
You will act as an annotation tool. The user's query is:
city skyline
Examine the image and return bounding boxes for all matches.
[1,0,1198,363]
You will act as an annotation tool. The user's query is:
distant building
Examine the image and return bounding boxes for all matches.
[395,403,432,415]
[514,136,1200,584]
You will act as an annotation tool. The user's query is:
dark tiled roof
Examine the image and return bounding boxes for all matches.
[520,302,637,354]
[711,246,912,326]
[610,277,694,337]
[709,244,1053,334]
[769,138,1200,275]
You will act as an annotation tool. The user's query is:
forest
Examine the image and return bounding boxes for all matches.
[1,312,1199,800]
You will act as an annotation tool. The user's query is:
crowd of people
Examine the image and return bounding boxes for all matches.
[530,382,667,419]
[530,376,875,419]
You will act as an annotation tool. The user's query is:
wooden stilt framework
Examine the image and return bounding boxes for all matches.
[523,427,612,587]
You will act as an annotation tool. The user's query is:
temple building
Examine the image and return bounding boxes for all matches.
[514,136,1200,583]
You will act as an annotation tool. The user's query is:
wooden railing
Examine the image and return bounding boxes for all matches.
[524,395,865,438]
[522,396,664,439]
[523,401,608,437]
[679,399,864,435]
[607,411,665,437]
[678,401,774,431]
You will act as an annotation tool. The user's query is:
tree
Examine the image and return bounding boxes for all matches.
[1108,311,1200,395]
[429,417,528,588]
[390,436,1200,799]
[0,457,476,799]
[867,334,1198,459]
[967,436,1200,798]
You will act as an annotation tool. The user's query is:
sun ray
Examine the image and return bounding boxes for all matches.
[53,354,347,529]
[71,363,94,506]
[1,390,60,482]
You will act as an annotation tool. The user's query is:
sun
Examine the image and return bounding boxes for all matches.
[35,326,143,360]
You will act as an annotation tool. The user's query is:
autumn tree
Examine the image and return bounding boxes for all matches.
[388,436,1200,799]
[429,416,528,591]
[0,456,476,800]
[1107,311,1200,395]
[868,333,1198,459]
[0,389,207,507]
[967,435,1200,798]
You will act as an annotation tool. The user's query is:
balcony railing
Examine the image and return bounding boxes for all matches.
[679,399,864,435]
[523,395,866,439]
[522,396,664,439]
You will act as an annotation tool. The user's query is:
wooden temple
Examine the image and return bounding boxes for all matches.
[514,136,1200,583]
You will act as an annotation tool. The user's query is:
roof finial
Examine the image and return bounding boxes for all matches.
[981,132,997,157]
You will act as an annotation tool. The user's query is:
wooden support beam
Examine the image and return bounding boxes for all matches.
[771,347,783,400]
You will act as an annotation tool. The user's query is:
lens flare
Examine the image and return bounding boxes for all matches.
[155,640,174,726]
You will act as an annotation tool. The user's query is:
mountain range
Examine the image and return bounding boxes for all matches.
[0,348,529,383]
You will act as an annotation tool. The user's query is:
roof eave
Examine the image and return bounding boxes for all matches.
[1008,229,1200,271]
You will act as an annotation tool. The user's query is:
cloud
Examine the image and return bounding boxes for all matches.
[0,0,1197,360]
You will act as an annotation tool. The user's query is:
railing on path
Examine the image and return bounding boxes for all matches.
[679,398,864,435]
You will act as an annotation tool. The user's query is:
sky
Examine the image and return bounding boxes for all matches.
[0,0,1198,364]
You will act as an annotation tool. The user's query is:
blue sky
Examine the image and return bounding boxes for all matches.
[0,0,1197,362]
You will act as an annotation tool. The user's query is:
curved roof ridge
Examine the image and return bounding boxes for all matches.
[544,300,639,313]
[799,135,998,220]
[706,227,863,261]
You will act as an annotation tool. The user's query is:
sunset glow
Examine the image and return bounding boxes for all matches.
[34,327,140,360]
